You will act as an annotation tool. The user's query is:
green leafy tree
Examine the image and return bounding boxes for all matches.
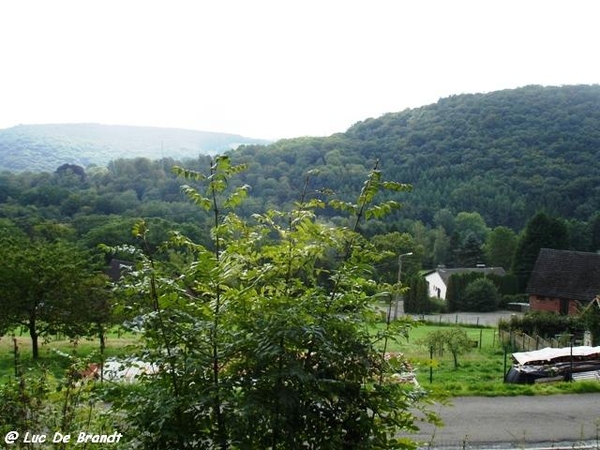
[446,272,484,312]
[371,231,419,284]
[485,226,517,269]
[454,211,490,244]
[511,212,569,291]
[420,328,472,369]
[580,300,600,346]
[110,157,433,449]
[566,218,593,252]
[590,213,600,252]
[432,226,450,267]
[455,232,485,267]
[463,278,500,312]
[405,275,434,314]
[0,226,107,359]
[433,208,455,236]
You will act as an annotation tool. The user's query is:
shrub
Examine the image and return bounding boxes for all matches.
[107,157,434,449]
[463,278,501,312]
[499,311,585,339]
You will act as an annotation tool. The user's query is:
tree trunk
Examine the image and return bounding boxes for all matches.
[98,323,106,356]
[452,351,459,369]
[29,315,39,360]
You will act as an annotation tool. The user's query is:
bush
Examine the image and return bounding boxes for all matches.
[499,311,585,339]
[107,158,433,449]
[463,278,501,312]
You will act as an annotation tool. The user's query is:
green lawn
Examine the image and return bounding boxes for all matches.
[0,332,138,384]
[380,320,600,396]
[3,321,600,397]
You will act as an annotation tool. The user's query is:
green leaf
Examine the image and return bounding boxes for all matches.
[223,184,250,208]
[180,185,212,211]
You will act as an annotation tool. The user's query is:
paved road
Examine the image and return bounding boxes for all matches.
[413,311,523,327]
[409,393,600,449]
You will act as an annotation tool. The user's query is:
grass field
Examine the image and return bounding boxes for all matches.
[3,322,600,397]
[0,332,138,384]
[376,320,600,396]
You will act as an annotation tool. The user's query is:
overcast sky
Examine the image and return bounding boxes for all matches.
[1,1,599,140]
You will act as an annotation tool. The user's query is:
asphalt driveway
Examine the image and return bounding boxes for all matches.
[413,311,523,327]
[409,393,600,449]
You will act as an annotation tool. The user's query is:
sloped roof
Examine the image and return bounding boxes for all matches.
[425,266,506,285]
[527,248,600,302]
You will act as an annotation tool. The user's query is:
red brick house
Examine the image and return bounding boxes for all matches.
[527,248,600,315]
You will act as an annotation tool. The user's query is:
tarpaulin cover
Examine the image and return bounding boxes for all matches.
[512,346,600,365]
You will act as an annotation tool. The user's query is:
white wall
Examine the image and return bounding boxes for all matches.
[425,272,446,300]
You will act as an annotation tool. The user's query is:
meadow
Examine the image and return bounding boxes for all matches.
[381,321,600,397]
[0,331,137,384]
[3,322,600,397]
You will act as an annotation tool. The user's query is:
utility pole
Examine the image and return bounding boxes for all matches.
[393,252,413,319]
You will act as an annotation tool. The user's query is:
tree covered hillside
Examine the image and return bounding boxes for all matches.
[232,85,600,230]
[0,123,270,172]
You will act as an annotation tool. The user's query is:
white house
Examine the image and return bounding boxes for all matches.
[424,266,506,300]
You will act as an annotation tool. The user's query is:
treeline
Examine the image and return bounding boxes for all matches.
[1,85,600,316]
[0,157,215,250]
[1,153,598,317]
[2,151,600,279]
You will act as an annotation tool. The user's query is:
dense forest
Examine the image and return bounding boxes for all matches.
[1,84,600,296]
[233,84,600,231]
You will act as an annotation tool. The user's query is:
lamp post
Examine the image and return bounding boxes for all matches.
[393,252,413,319]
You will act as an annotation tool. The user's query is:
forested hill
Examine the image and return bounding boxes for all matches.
[0,123,270,172]
[232,84,600,230]
[1,85,599,233]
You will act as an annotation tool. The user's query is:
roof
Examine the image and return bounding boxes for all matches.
[512,346,600,365]
[425,266,506,285]
[526,248,600,302]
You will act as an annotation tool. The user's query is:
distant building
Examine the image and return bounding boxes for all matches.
[527,248,600,315]
[424,266,506,300]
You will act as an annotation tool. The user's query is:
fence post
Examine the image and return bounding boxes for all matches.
[503,345,508,382]
[429,346,433,383]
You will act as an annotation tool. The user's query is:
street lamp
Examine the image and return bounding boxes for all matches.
[393,252,413,319]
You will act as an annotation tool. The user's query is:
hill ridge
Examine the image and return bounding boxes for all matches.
[231,84,600,230]
[0,123,270,172]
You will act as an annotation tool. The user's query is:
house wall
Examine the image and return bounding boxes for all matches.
[425,272,446,300]
[529,295,579,315]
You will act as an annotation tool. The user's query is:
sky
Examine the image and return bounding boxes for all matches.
[1,0,599,140]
